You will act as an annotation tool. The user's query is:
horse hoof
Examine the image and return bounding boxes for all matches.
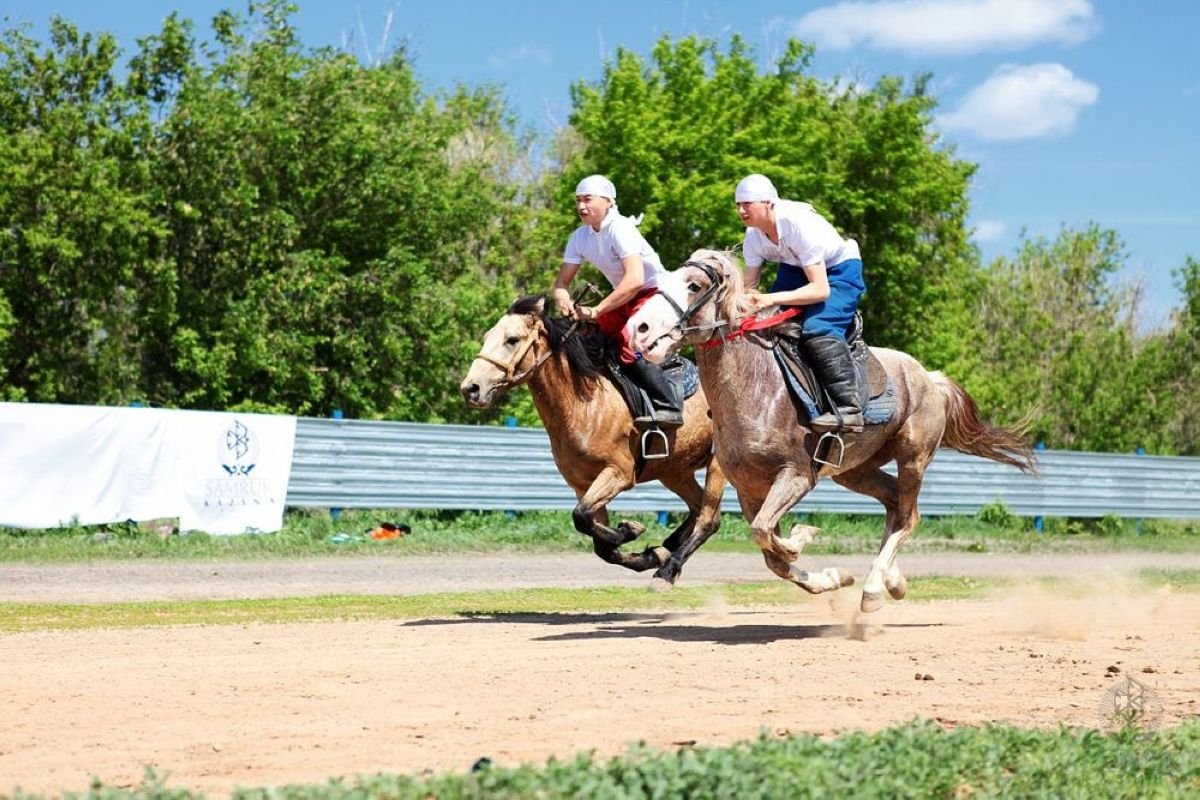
[886,573,908,600]
[860,591,884,614]
[827,567,855,588]
[649,576,674,593]
[617,520,646,539]
[786,524,820,551]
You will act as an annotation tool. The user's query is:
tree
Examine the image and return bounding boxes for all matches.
[1166,257,1200,453]
[0,2,542,422]
[972,226,1179,452]
[0,18,169,404]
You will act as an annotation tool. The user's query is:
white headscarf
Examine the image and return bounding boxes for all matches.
[575,174,616,199]
[735,173,779,203]
[573,174,643,225]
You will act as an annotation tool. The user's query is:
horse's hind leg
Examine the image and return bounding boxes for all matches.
[852,451,933,613]
[650,459,726,589]
[833,466,907,611]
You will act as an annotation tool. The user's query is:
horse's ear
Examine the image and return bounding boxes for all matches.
[534,295,547,315]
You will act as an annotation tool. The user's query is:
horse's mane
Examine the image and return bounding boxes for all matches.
[686,248,758,322]
[507,295,615,394]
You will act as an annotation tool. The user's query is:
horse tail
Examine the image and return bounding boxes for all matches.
[931,372,1039,475]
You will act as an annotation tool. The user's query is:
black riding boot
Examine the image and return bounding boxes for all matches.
[623,357,685,427]
[801,335,864,431]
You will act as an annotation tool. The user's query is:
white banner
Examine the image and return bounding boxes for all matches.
[0,403,297,535]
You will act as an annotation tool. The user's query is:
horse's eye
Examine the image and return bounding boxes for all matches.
[686,281,702,293]
[505,336,521,347]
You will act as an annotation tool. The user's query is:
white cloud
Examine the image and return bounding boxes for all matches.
[972,220,1007,242]
[937,63,1098,140]
[793,0,1097,55]
[488,45,552,71]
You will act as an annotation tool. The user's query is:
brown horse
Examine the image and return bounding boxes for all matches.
[460,295,725,587]
[629,249,1037,611]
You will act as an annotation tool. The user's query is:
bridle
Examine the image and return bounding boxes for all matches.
[654,259,732,339]
[471,315,580,386]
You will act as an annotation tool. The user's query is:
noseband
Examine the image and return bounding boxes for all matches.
[654,260,732,338]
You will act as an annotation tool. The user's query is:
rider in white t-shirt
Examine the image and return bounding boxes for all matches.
[736,173,867,431]
[551,175,683,426]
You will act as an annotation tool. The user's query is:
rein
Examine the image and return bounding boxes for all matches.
[657,258,801,350]
[697,306,801,350]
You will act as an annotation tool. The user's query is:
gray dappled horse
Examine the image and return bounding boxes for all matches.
[461,295,725,588]
[629,250,1037,612]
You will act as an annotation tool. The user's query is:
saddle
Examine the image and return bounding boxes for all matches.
[606,356,699,423]
[772,315,897,428]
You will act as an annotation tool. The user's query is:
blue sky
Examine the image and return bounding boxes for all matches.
[5,1,1197,326]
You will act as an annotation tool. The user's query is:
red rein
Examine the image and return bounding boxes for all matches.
[697,307,802,350]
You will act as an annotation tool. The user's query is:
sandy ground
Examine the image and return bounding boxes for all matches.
[1,551,1198,796]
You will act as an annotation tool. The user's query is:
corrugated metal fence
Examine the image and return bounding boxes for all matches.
[285,418,1200,519]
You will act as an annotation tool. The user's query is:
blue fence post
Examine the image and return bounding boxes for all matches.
[505,416,518,518]
[1033,441,1046,534]
[1135,446,1145,535]
[330,409,344,523]
[657,511,669,526]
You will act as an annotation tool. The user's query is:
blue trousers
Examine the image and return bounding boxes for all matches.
[770,258,865,340]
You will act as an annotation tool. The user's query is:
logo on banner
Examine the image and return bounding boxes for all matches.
[205,418,272,508]
[221,419,259,476]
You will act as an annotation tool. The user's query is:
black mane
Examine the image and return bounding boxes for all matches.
[507,295,615,388]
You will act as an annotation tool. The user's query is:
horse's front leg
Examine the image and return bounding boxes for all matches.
[572,466,639,546]
[746,468,853,595]
[587,507,665,572]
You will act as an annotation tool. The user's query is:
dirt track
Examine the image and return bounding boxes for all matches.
[4,549,1200,603]
[2,551,1198,796]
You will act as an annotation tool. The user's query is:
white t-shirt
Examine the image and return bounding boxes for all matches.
[563,210,667,290]
[742,199,861,269]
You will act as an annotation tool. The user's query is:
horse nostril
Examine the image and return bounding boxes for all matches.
[462,383,479,400]
[636,322,648,334]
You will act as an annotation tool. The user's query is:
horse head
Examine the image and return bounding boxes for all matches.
[629,249,748,364]
[460,296,550,408]
[461,295,608,407]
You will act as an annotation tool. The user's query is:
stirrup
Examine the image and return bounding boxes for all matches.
[641,427,670,460]
[813,431,846,468]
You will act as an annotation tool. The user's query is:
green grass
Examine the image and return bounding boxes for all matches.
[0,576,990,634]
[4,572,1196,634]
[41,719,1200,798]
[2,506,1197,564]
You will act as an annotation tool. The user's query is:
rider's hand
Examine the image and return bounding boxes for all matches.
[552,289,573,317]
[573,305,596,322]
[745,292,771,310]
